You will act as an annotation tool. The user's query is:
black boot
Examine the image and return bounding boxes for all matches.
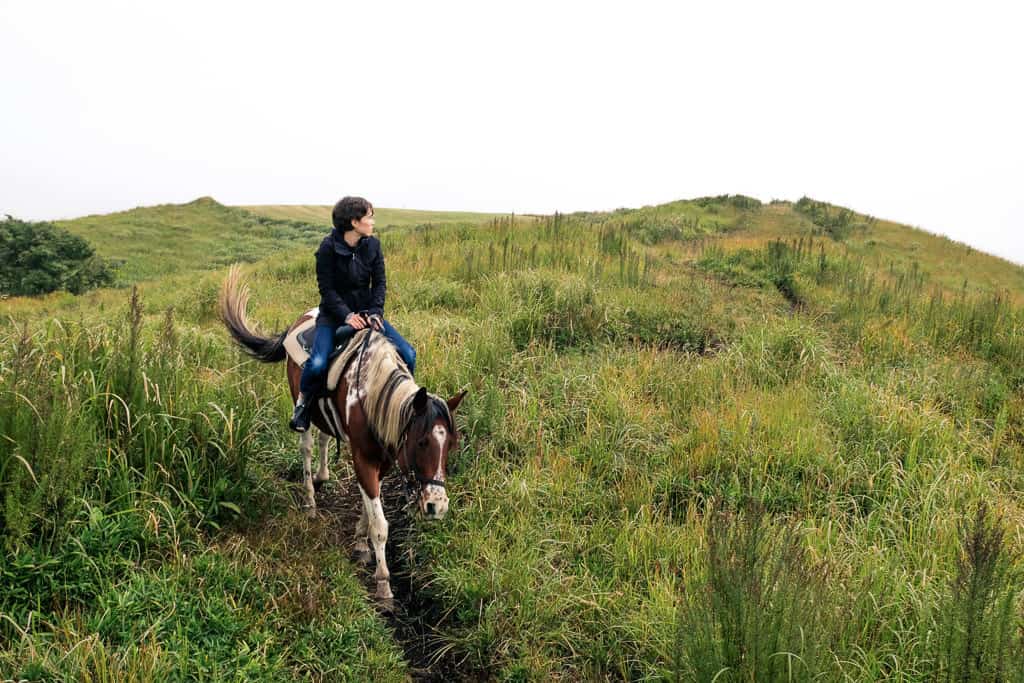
[289,397,311,433]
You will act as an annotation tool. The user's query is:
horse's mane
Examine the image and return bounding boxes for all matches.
[338,330,451,452]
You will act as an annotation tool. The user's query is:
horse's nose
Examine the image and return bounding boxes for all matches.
[426,502,436,516]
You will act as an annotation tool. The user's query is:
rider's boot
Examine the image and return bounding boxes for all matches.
[289,394,311,433]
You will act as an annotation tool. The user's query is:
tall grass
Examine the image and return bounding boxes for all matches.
[0,286,405,679]
[937,504,1024,682]
[3,194,1023,680]
[674,505,835,681]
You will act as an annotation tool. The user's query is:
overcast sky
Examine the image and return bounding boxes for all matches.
[2,1,1022,264]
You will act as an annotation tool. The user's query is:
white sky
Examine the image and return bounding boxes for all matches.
[2,1,1022,264]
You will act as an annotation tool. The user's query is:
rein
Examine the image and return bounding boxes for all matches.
[353,327,447,503]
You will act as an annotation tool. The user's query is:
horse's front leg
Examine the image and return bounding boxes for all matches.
[314,429,332,488]
[359,483,392,600]
[299,428,316,515]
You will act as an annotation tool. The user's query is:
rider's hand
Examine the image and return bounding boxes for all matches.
[346,313,367,330]
[368,314,384,332]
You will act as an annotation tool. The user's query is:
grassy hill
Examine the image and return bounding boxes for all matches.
[2,195,1023,680]
[241,203,518,229]
[56,197,509,287]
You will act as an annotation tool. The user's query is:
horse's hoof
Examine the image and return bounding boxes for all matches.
[303,506,317,519]
[375,581,394,601]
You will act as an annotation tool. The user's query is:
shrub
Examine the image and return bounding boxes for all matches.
[693,195,763,211]
[0,218,116,295]
[794,196,860,241]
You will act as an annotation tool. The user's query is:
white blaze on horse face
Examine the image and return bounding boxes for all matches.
[418,424,449,519]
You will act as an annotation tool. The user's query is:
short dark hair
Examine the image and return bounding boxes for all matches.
[332,196,373,232]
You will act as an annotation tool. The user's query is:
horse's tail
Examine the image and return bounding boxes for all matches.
[219,264,287,363]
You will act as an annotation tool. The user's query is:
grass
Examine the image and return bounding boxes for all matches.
[242,204,520,229]
[3,193,1024,680]
[0,292,405,680]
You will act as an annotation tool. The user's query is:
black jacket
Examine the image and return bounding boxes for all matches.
[315,229,386,328]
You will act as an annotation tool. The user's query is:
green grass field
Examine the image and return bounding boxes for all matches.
[241,204,520,229]
[2,195,1023,680]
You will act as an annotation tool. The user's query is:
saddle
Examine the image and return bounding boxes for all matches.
[282,307,359,369]
[284,308,406,393]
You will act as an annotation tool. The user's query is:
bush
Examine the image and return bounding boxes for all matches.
[794,196,860,241]
[693,195,763,211]
[0,217,116,295]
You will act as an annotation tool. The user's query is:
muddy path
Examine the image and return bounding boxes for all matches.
[312,469,493,682]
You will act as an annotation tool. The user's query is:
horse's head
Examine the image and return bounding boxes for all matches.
[401,387,467,520]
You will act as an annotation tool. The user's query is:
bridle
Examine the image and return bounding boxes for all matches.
[353,326,452,505]
[394,405,451,503]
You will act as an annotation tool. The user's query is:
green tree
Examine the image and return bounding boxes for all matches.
[0,217,115,295]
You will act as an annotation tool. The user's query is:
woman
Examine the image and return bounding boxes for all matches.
[290,196,416,432]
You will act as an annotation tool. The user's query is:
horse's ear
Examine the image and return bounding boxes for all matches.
[447,390,468,414]
[413,387,429,415]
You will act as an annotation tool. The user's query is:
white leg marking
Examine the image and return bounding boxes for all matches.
[315,429,331,483]
[299,429,316,512]
[354,503,370,564]
[359,484,392,599]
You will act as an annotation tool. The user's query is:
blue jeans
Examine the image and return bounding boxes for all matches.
[379,319,417,375]
[299,319,416,397]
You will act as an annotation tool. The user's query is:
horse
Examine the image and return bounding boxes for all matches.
[218,265,466,600]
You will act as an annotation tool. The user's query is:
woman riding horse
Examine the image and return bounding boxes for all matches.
[291,196,417,432]
[218,256,466,601]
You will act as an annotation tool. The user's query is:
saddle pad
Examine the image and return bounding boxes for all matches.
[325,328,375,391]
[283,308,319,366]
[283,308,354,363]
[325,327,413,392]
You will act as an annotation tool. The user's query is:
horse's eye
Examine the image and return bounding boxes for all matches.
[417,437,429,449]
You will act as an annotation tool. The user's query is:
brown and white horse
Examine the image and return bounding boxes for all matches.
[218,266,465,599]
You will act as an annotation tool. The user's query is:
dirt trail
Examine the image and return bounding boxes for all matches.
[314,470,492,682]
